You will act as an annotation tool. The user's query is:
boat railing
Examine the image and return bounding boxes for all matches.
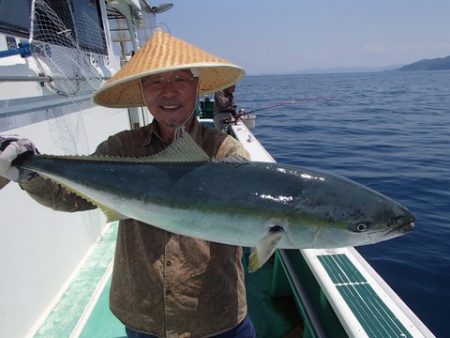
[0,75,109,82]
[0,41,32,58]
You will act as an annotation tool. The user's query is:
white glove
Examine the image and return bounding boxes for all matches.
[0,135,39,182]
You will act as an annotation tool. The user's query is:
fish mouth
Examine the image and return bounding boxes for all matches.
[397,221,415,233]
[386,214,415,236]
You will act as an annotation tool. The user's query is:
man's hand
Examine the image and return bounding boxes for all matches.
[0,135,39,182]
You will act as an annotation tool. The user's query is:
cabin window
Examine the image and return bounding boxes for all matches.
[0,0,107,55]
[0,0,32,38]
[33,0,77,48]
[34,0,107,54]
[71,0,107,54]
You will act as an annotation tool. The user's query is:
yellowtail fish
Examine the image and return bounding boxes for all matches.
[14,134,414,271]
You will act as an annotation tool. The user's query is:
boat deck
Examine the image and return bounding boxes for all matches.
[32,223,118,338]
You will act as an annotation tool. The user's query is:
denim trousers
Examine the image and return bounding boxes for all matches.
[125,315,256,338]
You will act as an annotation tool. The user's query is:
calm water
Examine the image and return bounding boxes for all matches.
[235,71,450,337]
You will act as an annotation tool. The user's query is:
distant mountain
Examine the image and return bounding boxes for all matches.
[249,56,450,76]
[291,64,400,74]
[399,55,450,71]
[254,64,401,76]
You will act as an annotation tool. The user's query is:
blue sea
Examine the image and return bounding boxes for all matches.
[235,71,450,338]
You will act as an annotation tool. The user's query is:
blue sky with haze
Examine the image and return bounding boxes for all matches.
[158,0,450,74]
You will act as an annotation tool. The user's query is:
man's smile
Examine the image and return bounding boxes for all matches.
[160,104,182,111]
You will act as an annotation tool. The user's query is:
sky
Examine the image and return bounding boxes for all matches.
[156,0,450,75]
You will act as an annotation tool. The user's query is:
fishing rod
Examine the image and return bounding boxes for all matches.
[237,98,321,116]
[244,100,299,114]
[222,98,321,128]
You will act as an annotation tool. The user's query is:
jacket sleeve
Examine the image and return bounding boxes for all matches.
[18,175,96,212]
[215,135,251,161]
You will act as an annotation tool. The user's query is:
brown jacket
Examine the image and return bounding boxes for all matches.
[20,119,250,337]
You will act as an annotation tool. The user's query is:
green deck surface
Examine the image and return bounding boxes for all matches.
[244,254,303,337]
[79,278,125,338]
[34,223,118,338]
[318,254,413,338]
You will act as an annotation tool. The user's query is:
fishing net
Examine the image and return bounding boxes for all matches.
[30,0,106,97]
[27,0,111,154]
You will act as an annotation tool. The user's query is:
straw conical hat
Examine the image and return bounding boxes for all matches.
[93,30,245,108]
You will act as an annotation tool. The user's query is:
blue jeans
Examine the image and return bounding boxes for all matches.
[125,315,256,338]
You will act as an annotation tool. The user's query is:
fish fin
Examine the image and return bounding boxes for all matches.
[98,206,128,223]
[142,132,209,163]
[248,226,284,272]
[28,133,209,164]
[39,173,128,223]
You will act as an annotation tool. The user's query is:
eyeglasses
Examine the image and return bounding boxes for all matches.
[141,75,197,91]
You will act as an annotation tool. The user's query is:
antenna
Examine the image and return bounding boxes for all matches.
[152,3,174,14]
[141,2,174,14]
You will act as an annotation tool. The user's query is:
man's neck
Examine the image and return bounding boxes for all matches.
[157,116,196,143]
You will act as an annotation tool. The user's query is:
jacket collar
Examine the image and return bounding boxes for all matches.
[143,116,202,147]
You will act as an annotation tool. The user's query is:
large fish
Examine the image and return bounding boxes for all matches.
[14,134,414,271]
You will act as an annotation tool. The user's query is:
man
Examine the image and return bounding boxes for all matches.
[213,85,236,131]
[0,30,255,338]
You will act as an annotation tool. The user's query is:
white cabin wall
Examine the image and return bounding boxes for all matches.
[0,0,157,334]
[0,106,131,338]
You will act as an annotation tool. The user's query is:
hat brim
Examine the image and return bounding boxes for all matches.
[92,31,245,108]
[93,63,244,108]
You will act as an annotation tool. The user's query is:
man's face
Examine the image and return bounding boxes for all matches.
[141,69,199,128]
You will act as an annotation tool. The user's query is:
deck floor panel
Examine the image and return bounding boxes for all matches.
[33,223,118,338]
[244,254,303,338]
[318,253,414,338]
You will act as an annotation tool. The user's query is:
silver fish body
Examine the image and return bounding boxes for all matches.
[17,153,414,250]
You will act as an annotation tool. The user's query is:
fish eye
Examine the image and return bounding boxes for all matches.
[356,223,368,232]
